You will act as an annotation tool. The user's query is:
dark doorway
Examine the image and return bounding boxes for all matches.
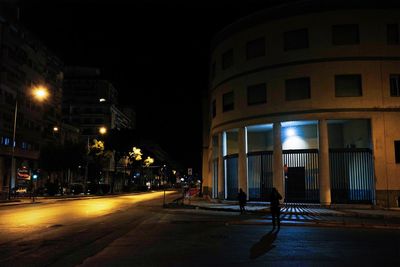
[285,167,305,202]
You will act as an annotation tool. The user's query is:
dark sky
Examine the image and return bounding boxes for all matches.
[16,0,280,173]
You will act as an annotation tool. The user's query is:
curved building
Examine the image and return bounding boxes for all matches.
[202,1,400,207]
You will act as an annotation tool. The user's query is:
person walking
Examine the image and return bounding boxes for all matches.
[238,188,247,214]
[270,187,282,230]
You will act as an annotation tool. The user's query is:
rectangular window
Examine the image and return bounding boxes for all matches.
[284,29,309,51]
[4,137,10,146]
[332,24,359,45]
[395,140,400,163]
[246,37,265,59]
[223,91,234,112]
[211,61,216,80]
[335,75,362,97]
[222,49,234,70]
[285,77,311,101]
[387,24,399,45]
[247,83,267,105]
[390,74,400,96]
[212,99,216,118]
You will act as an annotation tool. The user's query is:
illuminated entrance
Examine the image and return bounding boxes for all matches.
[282,121,319,203]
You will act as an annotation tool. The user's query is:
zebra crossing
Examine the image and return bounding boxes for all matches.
[263,204,348,223]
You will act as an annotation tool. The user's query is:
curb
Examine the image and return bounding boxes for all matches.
[227,219,400,230]
[190,203,400,220]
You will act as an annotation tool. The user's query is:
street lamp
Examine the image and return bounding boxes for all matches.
[9,85,49,200]
[99,126,107,135]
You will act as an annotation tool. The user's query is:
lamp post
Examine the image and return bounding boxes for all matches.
[84,127,107,194]
[8,85,49,200]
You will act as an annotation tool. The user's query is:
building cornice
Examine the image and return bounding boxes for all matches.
[210,56,400,92]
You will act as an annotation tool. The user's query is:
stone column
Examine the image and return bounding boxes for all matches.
[218,132,226,200]
[273,122,284,198]
[319,119,331,206]
[238,127,248,198]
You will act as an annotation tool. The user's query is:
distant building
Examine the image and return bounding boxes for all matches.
[62,66,135,140]
[62,66,136,190]
[0,10,64,195]
[202,0,400,207]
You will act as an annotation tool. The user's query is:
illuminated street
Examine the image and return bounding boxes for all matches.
[0,192,399,267]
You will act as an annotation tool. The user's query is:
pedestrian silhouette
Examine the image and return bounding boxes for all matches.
[238,188,247,214]
[270,187,282,230]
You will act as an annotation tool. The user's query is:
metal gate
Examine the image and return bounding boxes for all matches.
[212,159,218,198]
[283,149,319,203]
[224,154,238,200]
[330,148,375,204]
[247,151,273,201]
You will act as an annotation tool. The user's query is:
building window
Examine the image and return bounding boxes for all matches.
[285,77,311,101]
[390,74,400,96]
[211,61,216,80]
[2,137,11,146]
[212,99,216,118]
[82,128,92,135]
[222,49,234,70]
[246,37,265,59]
[284,29,309,51]
[247,83,267,105]
[335,75,362,97]
[223,91,234,112]
[332,24,359,45]
[21,142,29,150]
[387,24,399,45]
[84,118,92,124]
[395,140,400,163]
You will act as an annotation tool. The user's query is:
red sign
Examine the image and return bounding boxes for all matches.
[17,167,30,180]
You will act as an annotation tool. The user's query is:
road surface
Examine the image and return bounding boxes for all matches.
[0,191,399,267]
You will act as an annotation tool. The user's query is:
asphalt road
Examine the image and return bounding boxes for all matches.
[0,191,399,267]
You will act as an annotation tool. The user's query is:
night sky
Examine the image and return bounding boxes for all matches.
[16,0,280,173]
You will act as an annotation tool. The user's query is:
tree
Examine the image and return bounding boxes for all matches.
[103,129,140,193]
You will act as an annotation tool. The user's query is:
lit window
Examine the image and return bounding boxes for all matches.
[4,137,10,146]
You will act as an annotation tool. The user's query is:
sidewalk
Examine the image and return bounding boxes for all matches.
[185,196,400,218]
[181,196,400,229]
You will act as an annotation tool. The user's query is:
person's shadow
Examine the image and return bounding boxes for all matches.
[249,229,278,259]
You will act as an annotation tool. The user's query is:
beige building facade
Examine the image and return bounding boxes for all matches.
[202,3,400,207]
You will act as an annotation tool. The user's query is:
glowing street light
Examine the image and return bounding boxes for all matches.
[99,126,107,135]
[31,85,49,102]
